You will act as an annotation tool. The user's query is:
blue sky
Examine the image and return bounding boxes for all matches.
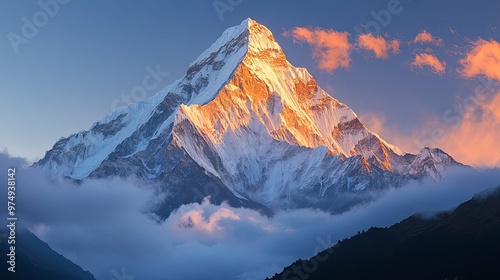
[1,0,499,164]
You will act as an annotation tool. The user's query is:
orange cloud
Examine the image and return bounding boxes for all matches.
[357,34,400,59]
[411,53,446,74]
[364,90,500,168]
[360,112,416,153]
[459,39,500,81]
[179,207,240,234]
[439,93,500,167]
[284,27,351,73]
[414,30,443,46]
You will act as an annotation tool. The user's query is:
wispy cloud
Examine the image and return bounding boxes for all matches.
[414,29,443,46]
[357,34,400,59]
[437,93,500,167]
[360,112,415,153]
[283,27,351,73]
[363,90,500,168]
[411,53,446,74]
[459,39,500,81]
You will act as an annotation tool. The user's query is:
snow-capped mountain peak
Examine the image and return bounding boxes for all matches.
[35,18,462,214]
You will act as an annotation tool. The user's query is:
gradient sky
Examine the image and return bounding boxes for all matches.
[1,0,499,165]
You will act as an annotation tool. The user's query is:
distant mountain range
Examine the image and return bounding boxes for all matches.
[267,186,500,280]
[35,18,462,217]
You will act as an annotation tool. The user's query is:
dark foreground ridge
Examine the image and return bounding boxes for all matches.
[267,186,500,280]
[0,223,96,280]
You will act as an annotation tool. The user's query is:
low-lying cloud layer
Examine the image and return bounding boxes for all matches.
[0,153,499,280]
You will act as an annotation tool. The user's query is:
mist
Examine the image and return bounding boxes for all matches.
[0,152,498,280]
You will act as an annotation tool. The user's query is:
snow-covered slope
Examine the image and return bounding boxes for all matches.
[35,18,462,214]
[36,19,251,179]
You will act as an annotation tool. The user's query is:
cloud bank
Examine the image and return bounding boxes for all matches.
[0,153,499,280]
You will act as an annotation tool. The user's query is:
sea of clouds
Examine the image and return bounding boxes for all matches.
[0,152,498,280]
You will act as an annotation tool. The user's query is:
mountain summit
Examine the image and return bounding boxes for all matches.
[35,18,461,215]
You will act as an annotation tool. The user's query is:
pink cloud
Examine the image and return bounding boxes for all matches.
[179,207,240,234]
[357,34,400,59]
[459,38,500,81]
[362,92,500,168]
[414,30,443,46]
[439,93,500,167]
[411,53,446,74]
[284,27,351,73]
[360,112,416,154]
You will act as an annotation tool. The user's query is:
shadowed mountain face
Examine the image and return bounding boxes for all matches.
[267,187,500,280]
[0,226,96,280]
[35,18,462,217]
